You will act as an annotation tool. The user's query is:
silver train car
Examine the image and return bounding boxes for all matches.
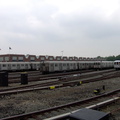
[114,60,120,70]
[0,62,41,71]
[41,61,78,73]
[94,61,114,70]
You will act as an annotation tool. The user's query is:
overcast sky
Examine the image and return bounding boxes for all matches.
[0,0,120,57]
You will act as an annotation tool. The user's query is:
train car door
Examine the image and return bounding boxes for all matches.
[59,63,62,71]
[45,63,49,72]
[30,63,33,70]
[8,64,11,70]
[25,63,28,70]
[50,63,54,72]
[17,64,20,70]
[67,63,70,71]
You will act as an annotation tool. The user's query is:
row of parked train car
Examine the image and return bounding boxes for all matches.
[0,60,114,73]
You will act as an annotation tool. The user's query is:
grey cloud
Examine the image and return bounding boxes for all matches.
[55,8,120,40]
[0,0,120,57]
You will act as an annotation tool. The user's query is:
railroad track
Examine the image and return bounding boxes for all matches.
[0,70,119,95]
[9,70,90,79]
[1,89,120,120]
[45,97,120,120]
[8,69,114,83]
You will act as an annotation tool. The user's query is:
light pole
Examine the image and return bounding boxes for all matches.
[9,47,12,62]
[61,51,64,57]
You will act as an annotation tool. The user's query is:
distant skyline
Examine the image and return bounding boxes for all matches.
[0,0,120,57]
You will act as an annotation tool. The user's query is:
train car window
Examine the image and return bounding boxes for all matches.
[63,63,66,66]
[12,64,16,67]
[3,64,6,67]
[59,63,62,66]
[55,64,58,67]
[51,64,54,67]
[42,63,45,66]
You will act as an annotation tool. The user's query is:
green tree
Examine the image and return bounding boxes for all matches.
[115,55,120,60]
[106,56,115,61]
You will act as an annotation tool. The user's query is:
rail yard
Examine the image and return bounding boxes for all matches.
[1,0,120,119]
[0,68,120,120]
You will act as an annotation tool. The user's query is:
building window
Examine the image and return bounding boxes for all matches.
[30,57,35,61]
[50,58,53,60]
[5,57,9,61]
[12,56,17,61]
[0,57,3,61]
[41,57,45,60]
[18,57,24,61]
[57,58,60,60]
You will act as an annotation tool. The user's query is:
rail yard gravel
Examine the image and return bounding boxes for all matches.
[0,77,120,119]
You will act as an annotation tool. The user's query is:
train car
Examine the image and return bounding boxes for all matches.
[0,62,31,71]
[0,62,41,71]
[77,61,94,70]
[94,61,114,70]
[40,61,78,74]
[114,60,120,70]
[29,62,41,70]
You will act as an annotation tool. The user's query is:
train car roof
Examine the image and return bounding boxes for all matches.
[42,61,78,63]
[114,60,120,62]
[0,62,30,64]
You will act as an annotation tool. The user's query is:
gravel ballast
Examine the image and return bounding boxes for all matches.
[0,77,120,118]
